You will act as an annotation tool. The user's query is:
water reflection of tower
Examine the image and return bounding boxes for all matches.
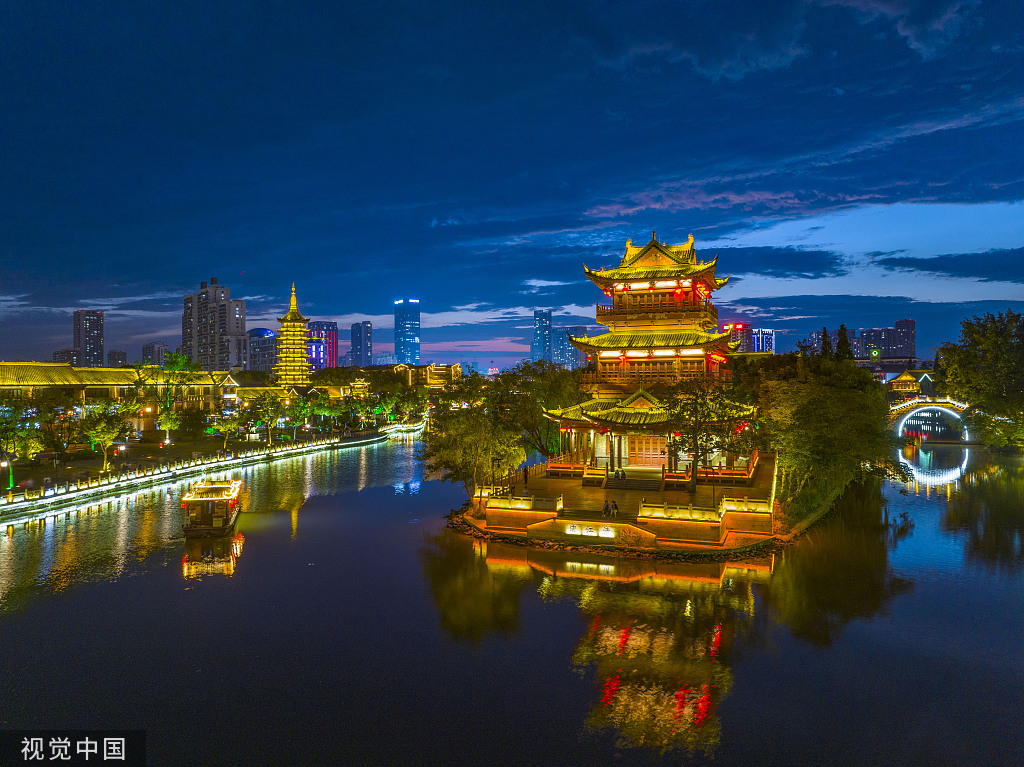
[482,541,769,755]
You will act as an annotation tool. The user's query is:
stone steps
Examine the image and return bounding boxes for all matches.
[603,477,662,491]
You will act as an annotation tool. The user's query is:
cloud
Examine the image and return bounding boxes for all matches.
[873,247,1024,283]
[522,278,572,293]
[821,0,980,57]
[573,0,977,83]
[706,246,850,279]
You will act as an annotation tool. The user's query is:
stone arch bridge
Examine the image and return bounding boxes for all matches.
[888,396,971,440]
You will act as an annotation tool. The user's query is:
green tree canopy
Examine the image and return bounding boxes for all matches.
[937,310,1024,449]
[835,324,854,361]
[488,361,585,457]
[664,376,754,492]
[81,403,131,472]
[420,375,526,496]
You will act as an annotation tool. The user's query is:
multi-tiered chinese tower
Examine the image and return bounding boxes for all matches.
[274,283,312,387]
[547,232,737,469]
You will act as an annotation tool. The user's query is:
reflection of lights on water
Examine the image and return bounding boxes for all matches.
[897,448,970,487]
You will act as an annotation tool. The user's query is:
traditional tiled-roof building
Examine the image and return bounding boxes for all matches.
[546,233,741,469]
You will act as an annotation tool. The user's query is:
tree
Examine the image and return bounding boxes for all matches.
[158,352,202,411]
[0,395,30,489]
[938,310,1024,449]
[488,361,585,457]
[819,326,833,360]
[420,395,526,496]
[665,376,754,493]
[177,408,209,441]
[284,395,314,440]
[835,324,854,361]
[251,392,284,445]
[157,410,180,441]
[81,404,130,473]
[32,389,80,461]
[210,410,248,451]
[732,352,901,518]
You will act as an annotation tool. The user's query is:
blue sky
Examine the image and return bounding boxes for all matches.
[2,0,1023,367]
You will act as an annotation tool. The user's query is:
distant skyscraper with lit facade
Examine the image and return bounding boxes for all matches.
[351,321,373,367]
[181,277,248,370]
[552,325,588,368]
[142,340,168,366]
[247,329,277,372]
[73,309,104,367]
[531,310,552,362]
[394,300,420,365]
[308,321,338,370]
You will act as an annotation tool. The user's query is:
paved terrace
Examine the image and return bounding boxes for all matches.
[496,454,776,523]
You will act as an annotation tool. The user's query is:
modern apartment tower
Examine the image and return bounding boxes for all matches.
[107,349,128,367]
[247,328,278,373]
[351,321,373,367]
[394,300,420,365]
[308,321,338,370]
[181,277,248,370]
[142,340,168,365]
[531,310,552,362]
[73,309,104,367]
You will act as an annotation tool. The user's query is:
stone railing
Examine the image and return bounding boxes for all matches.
[485,494,563,512]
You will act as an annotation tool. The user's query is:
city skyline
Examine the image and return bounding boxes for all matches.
[3,3,1023,366]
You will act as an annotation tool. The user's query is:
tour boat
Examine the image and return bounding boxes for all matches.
[181,479,243,537]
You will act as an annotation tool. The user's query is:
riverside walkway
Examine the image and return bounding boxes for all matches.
[0,430,394,527]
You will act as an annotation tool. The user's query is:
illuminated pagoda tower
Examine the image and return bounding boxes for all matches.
[274,284,312,387]
[547,233,738,470]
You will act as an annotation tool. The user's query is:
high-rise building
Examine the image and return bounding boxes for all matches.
[553,325,588,368]
[52,347,80,365]
[73,309,104,367]
[308,321,338,371]
[351,321,373,367]
[247,328,278,372]
[181,277,248,370]
[751,328,775,354]
[107,349,128,367]
[807,320,916,359]
[723,323,754,353]
[531,310,552,362]
[274,284,312,386]
[894,319,916,358]
[394,300,420,365]
[142,340,168,366]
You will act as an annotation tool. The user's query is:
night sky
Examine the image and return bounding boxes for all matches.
[3,1,1023,367]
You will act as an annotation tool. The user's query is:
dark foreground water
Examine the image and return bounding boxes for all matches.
[2,439,1023,766]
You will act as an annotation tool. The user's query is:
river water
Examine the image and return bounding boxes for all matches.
[1,439,1022,766]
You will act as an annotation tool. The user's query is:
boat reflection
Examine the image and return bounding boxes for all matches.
[181,533,245,579]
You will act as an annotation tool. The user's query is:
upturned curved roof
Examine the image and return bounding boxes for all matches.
[567,329,738,353]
